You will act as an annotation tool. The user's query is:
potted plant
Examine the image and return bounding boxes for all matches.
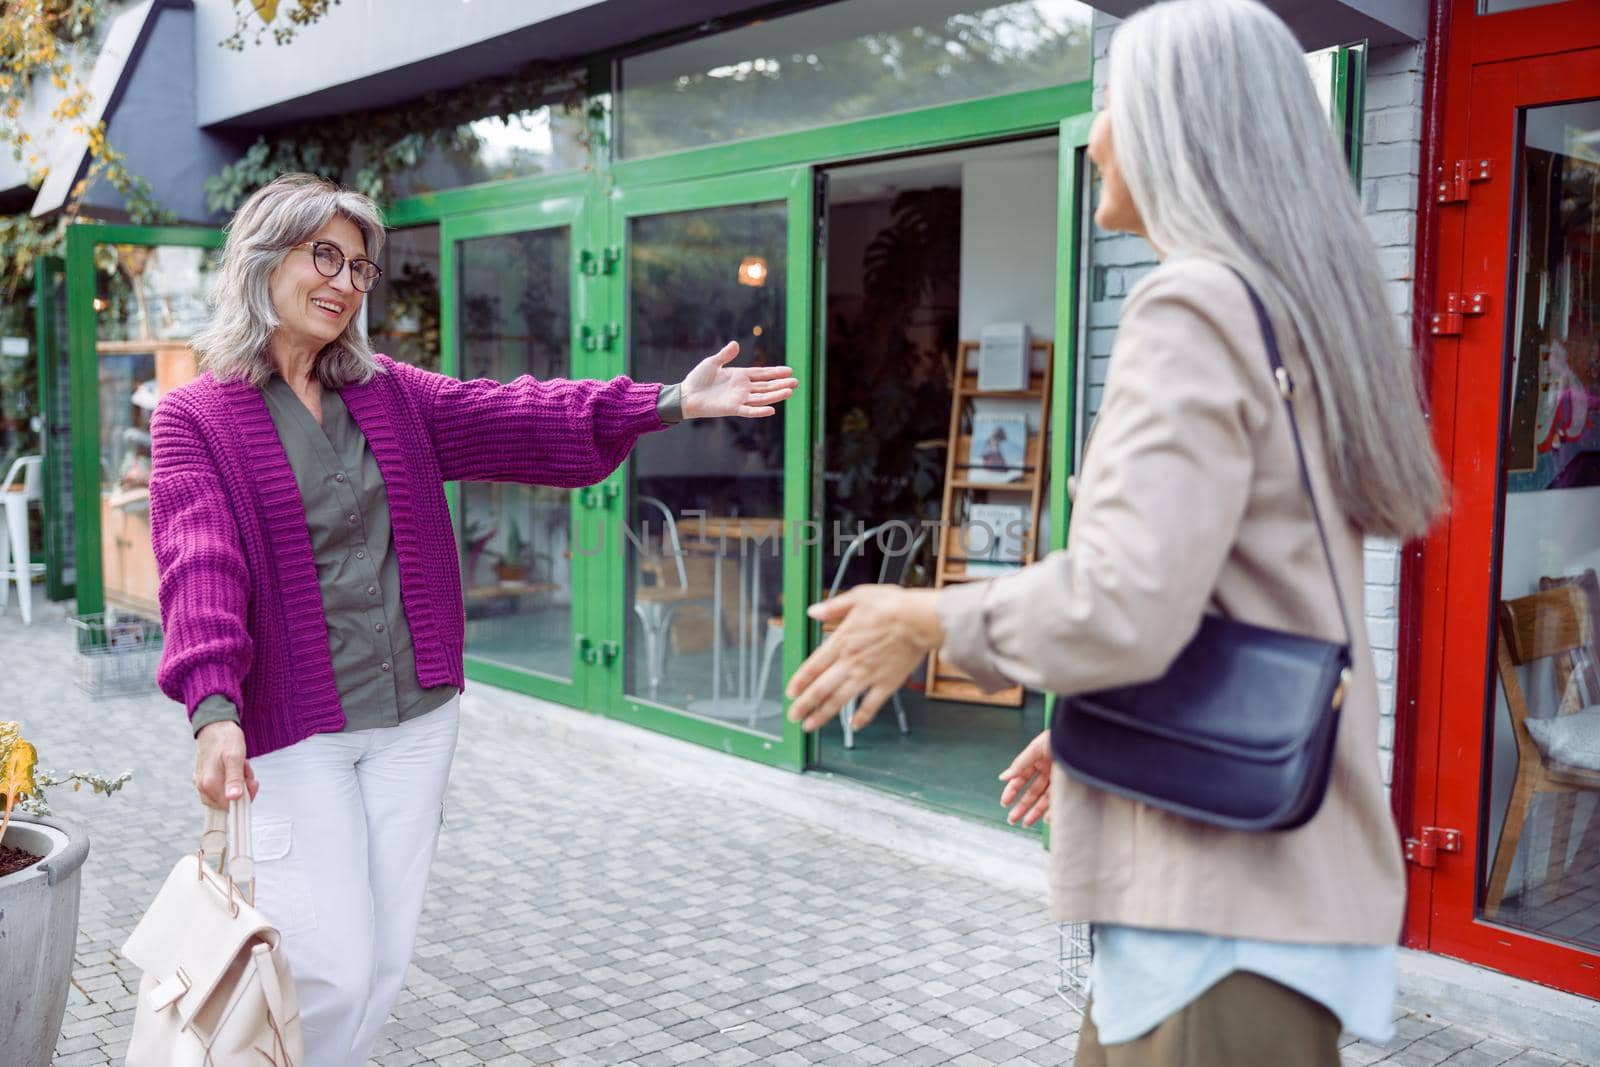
[0,722,130,1067]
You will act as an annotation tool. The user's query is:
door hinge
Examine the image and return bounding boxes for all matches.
[1436,159,1493,203]
[1404,826,1462,869]
[1430,292,1489,336]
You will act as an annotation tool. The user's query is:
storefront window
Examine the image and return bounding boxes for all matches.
[93,243,218,620]
[623,202,787,732]
[386,98,589,200]
[619,0,1093,159]
[366,225,441,372]
[1485,99,1600,949]
[453,227,575,679]
[1479,0,1570,12]
[0,291,40,483]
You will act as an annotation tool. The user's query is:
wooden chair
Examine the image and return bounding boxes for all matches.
[1487,584,1600,916]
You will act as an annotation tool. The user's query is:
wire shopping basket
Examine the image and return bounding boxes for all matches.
[1057,921,1091,1012]
[70,612,163,697]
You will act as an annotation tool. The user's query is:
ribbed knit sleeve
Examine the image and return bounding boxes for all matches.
[149,397,254,720]
[388,360,667,487]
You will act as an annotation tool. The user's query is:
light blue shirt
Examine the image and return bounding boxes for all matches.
[1088,924,1398,1045]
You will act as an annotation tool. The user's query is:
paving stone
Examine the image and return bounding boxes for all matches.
[5,600,1579,1067]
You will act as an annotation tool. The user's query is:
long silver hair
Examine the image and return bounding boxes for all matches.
[1109,0,1444,538]
[191,173,386,389]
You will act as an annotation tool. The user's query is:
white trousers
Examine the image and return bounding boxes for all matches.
[248,699,459,1067]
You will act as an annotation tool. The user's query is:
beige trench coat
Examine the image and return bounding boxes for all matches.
[939,256,1405,945]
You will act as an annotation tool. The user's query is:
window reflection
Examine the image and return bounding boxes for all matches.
[455,228,575,680]
[366,226,441,372]
[625,203,787,734]
[1487,100,1600,950]
[387,100,589,199]
[620,0,1093,158]
[96,244,218,619]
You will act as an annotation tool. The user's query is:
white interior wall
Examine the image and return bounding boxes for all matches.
[958,157,1060,346]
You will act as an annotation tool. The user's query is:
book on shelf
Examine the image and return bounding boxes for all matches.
[976,322,1031,391]
[966,411,1028,484]
[964,502,1028,576]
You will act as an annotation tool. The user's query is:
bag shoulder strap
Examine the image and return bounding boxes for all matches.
[1228,268,1354,653]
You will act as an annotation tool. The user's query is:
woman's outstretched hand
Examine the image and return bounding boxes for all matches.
[785,585,943,734]
[999,730,1053,827]
[680,342,797,419]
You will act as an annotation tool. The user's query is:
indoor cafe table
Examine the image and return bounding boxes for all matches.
[674,514,783,724]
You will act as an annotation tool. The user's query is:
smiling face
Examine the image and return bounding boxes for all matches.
[267,215,367,362]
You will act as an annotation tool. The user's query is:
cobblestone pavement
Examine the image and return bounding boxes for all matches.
[5,600,1584,1066]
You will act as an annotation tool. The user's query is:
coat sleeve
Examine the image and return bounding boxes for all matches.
[391,360,667,486]
[937,261,1270,696]
[149,398,254,720]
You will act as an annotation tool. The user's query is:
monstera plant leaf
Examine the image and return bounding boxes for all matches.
[0,721,39,841]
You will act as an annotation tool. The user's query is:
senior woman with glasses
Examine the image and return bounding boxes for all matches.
[151,172,795,1067]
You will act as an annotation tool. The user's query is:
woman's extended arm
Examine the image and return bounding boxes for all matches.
[149,398,254,719]
[393,342,795,486]
[787,263,1268,728]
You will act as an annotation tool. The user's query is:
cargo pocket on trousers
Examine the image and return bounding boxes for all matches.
[250,817,317,936]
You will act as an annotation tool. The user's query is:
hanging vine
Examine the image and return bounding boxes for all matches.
[202,61,595,214]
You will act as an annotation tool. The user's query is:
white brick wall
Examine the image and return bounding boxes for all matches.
[1084,17,1424,787]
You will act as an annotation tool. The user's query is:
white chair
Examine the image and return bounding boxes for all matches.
[0,455,46,625]
[751,521,931,745]
[631,495,712,702]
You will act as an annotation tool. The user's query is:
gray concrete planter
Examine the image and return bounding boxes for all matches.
[0,813,89,1067]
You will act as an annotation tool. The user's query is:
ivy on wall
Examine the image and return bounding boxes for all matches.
[203,63,596,214]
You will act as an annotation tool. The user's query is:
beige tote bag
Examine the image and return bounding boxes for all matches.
[121,795,301,1066]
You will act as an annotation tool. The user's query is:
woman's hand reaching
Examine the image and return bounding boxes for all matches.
[785,586,943,734]
[680,342,797,419]
[999,730,1053,827]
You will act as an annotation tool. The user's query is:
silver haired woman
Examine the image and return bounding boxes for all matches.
[150,172,795,1067]
[785,1,1442,1062]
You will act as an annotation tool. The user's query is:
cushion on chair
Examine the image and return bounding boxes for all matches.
[1525,707,1600,771]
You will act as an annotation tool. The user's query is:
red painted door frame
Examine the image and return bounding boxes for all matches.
[1405,0,1600,996]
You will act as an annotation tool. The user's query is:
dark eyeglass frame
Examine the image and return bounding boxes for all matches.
[295,240,383,292]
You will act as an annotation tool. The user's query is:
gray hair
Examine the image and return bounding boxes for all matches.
[1108,0,1444,539]
[191,173,387,390]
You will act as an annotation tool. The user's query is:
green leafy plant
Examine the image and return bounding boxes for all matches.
[202,63,592,213]
[825,187,962,535]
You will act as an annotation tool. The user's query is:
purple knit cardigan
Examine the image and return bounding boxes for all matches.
[149,356,665,757]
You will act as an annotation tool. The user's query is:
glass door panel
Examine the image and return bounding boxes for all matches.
[443,195,588,700]
[1425,47,1600,996]
[66,227,223,618]
[603,169,813,768]
[625,202,787,727]
[1483,97,1600,952]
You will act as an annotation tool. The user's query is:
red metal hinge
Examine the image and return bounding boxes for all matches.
[1430,292,1489,336]
[1436,159,1493,203]
[1404,826,1463,869]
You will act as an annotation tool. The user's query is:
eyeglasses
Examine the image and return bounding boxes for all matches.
[295,240,383,292]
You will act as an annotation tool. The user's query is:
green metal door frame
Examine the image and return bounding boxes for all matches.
[1039,114,1094,834]
[65,223,224,617]
[594,165,815,770]
[439,179,603,710]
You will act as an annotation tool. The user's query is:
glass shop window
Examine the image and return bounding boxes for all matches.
[619,0,1093,159]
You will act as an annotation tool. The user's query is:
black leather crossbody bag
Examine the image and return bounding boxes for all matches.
[1049,272,1353,832]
